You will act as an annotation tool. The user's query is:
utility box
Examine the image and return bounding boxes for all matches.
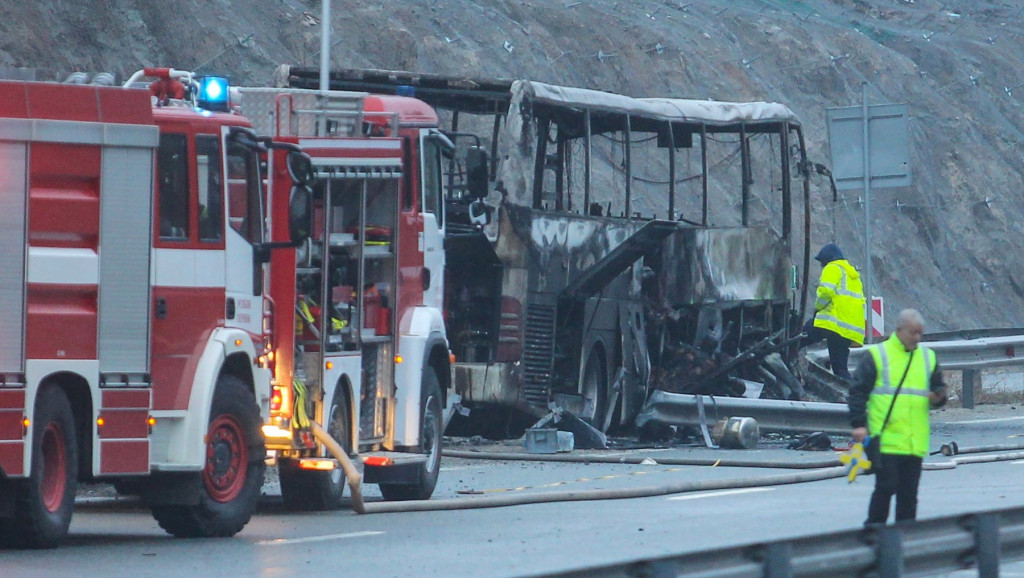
[524,429,574,453]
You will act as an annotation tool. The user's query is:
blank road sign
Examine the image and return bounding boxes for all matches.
[826,103,911,191]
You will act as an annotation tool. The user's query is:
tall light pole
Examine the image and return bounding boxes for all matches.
[319,0,331,94]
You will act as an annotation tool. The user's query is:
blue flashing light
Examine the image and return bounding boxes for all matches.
[396,85,415,97]
[197,76,230,112]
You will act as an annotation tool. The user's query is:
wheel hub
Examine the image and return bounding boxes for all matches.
[204,415,248,503]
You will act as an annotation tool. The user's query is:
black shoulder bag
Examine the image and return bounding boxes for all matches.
[864,349,915,474]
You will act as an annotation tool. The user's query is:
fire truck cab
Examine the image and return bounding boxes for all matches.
[0,68,307,547]
[238,85,461,508]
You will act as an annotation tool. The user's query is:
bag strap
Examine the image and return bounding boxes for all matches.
[877,348,916,437]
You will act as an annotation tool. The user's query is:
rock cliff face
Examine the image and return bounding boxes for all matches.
[3,0,1022,331]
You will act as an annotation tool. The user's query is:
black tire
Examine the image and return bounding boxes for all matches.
[580,347,607,428]
[1,386,78,549]
[279,388,351,511]
[150,375,265,538]
[379,371,442,501]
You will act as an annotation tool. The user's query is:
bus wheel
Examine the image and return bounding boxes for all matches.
[151,375,265,537]
[379,371,442,501]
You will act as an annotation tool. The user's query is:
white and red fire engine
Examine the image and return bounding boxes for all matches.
[0,67,304,548]
[0,68,461,548]
[235,83,469,509]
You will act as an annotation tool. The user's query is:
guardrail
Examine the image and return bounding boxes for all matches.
[810,333,1024,409]
[635,391,850,435]
[544,505,1024,577]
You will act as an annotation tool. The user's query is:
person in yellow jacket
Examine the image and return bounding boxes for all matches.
[849,309,948,525]
[800,243,865,379]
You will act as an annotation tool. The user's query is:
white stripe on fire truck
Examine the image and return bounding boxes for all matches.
[27,247,98,285]
[151,248,226,288]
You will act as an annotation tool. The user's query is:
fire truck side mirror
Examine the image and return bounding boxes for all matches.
[286,151,315,187]
[466,146,489,200]
[288,185,313,245]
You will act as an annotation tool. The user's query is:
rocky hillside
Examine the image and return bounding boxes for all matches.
[2,0,1023,331]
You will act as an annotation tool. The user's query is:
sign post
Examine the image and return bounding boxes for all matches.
[826,84,911,343]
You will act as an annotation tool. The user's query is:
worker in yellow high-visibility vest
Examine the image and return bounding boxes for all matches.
[849,309,947,525]
[800,243,865,380]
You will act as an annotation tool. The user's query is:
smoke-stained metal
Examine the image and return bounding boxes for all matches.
[286,67,813,426]
[657,227,792,306]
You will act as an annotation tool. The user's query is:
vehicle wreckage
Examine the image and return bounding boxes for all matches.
[281,66,838,440]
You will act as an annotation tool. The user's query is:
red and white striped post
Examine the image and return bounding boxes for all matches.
[866,296,884,342]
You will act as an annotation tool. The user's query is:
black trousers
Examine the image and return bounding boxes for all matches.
[866,453,924,525]
[800,322,852,379]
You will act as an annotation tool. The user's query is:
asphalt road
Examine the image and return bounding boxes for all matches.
[2,405,1023,577]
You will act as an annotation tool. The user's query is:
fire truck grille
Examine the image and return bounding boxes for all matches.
[522,303,556,408]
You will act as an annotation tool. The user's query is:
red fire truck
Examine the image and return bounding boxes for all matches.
[235,85,468,509]
[0,68,315,548]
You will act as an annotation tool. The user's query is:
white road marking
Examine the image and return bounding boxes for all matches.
[947,416,1024,425]
[1012,460,1024,465]
[667,487,774,501]
[441,465,491,472]
[257,531,384,546]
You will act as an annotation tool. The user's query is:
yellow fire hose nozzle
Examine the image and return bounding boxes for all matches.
[309,421,366,514]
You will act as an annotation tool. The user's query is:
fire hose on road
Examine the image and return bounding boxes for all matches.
[309,421,366,514]
[352,440,1024,515]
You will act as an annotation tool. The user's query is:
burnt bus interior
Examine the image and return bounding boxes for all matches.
[288,67,812,429]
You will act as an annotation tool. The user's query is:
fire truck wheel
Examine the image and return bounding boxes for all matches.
[150,375,266,538]
[2,386,78,549]
[379,371,443,501]
[279,389,351,511]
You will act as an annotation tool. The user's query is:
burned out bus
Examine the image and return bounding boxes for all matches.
[282,68,813,434]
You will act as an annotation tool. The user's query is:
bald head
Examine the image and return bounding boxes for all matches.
[895,309,925,350]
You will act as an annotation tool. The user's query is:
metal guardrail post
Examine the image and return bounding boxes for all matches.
[976,513,1000,578]
[878,526,905,577]
[962,369,980,410]
[763,543,794,577]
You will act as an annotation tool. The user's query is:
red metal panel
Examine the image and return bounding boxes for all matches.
[0,390,26,441]
[0,81,28,118]
[26,284,97,360]
[97,409,149,439]
[0,442,24,476]
[150,286,223,410]
[25,83,100,122]
[0,389,25,411]
[98,89,154,125]
[496,297,524,362]
[102,389,150,409]
[29,143,101,249]
[363,95,439,127]
[0,411,23,440]
[99,440,149,474]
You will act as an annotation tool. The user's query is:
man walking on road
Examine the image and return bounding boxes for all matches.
[800,243,865,379]
[849,309,948,525]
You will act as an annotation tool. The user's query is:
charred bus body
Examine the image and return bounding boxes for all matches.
[284,68,813,433]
